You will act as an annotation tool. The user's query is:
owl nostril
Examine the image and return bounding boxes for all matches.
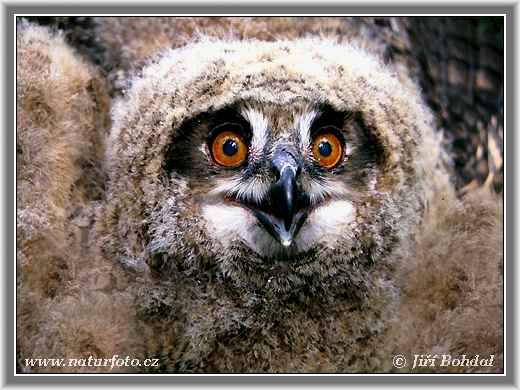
[271,145,300,181]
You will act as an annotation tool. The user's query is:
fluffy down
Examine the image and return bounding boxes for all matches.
[16,21,133,372]
[392,188,503,373]
[16,20,503,374]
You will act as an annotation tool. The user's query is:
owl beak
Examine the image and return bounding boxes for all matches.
[251,146,308,248]
[271,167,299,230]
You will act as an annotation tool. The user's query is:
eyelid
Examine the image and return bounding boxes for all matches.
[207,122,252,145]
[208,122,240,140]
[311,126,345,143]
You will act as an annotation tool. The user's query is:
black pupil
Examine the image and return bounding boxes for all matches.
[318,140,332,157]
[223,139,238,156]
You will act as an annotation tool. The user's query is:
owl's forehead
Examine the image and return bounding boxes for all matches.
[109,39,433,195]
[239,100,318,138]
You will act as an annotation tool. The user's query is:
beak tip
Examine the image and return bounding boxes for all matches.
[278,229,294,247]
[281,239,292,247]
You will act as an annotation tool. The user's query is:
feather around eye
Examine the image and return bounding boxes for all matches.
[209,124,249,168]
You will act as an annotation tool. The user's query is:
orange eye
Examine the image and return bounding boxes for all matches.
[210,130,248,168]
[312,132,344,168]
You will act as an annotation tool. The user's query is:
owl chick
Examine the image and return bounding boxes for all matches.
[100,37,499,372]
[17,18,503,374]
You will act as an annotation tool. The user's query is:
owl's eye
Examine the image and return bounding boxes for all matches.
[311,130,344,168]
[210,128,248,168]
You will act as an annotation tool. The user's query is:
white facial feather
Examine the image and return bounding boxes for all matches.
[209,175,271,204]
[294,109,318,151]
[303,177,351,206]
[240,104,269,157]
[202,204,276,257]
[296,200,356,253]
[202,200,356,259]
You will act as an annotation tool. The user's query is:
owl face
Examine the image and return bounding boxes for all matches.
[152,99,401,294]
[107,39,436,295]
[165,100,383,256]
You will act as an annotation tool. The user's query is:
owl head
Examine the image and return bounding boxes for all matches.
[103,38,451,298]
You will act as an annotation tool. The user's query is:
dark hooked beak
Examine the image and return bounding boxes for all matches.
[249,145,308,247]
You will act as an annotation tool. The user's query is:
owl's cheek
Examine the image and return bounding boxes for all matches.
[200,200,359,261]
[295,200,357,252]
[200,203,275,256]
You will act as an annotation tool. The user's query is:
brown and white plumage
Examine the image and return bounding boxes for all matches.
[16,18,503,373]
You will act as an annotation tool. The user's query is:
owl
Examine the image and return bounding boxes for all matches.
[16,17,503,374]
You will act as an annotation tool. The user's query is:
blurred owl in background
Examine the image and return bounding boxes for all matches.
[16,16,503,373]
